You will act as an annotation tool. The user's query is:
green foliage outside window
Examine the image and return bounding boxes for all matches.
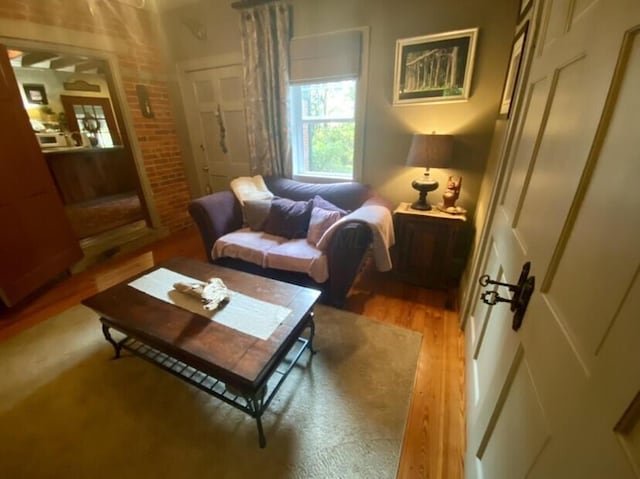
[309,122,355,174]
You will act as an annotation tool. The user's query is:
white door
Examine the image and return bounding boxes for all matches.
[465,1,640,478]
[183,65,250,194]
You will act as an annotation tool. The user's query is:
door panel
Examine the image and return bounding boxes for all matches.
[184,65,250,195]
[470,243,500,360]
[501,77,551,220]
[548,30,640,361]
[0,45,82,306]
[466,1,640,477]
[477,353,549,479]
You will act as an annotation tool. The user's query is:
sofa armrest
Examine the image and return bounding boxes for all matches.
[188,191,243,261]
[324,221,373,307]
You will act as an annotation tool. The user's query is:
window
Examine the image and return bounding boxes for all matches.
[289,80,356,179]
[60,95,121,148]
[289,28,367,181]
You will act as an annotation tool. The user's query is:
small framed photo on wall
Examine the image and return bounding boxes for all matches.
[518,0,533,23]
[393,28,479,105]
[499,22,529,118]
[23,83,48,105]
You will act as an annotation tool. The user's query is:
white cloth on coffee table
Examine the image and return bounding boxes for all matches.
[128,268,290,340]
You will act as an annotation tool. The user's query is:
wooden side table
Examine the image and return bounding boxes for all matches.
[392,202,470,308]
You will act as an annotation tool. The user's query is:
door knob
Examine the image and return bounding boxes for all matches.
[479,262,535,331]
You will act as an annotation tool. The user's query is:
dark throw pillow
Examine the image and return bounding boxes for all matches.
[263,197,313,239]
[312,195,348,216]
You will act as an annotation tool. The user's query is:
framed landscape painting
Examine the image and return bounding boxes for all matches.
[499,22,529,118]
[393,28,478,105]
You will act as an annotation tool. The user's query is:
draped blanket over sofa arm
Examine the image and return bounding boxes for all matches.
[188,177,392,307]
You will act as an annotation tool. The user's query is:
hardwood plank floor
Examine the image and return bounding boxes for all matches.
[0,227,465,478]
[346,264,466,479]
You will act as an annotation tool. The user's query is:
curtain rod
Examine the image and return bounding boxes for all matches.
[231,0,278,10]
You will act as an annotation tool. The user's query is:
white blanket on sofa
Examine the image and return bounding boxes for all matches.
[316,201,395,271]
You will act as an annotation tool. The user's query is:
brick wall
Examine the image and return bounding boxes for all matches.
[0,0,192,232]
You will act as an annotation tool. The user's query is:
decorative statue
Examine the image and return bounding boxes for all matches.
[442,176,462,209]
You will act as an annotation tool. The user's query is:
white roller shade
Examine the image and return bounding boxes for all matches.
[290,30,362,83]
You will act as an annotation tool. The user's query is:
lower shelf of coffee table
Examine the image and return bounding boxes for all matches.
[117,334,313,446]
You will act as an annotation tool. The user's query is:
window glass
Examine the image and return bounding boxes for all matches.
[73,103,114,147]
[290,79,356,179]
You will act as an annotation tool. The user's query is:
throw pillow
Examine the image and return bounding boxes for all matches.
[307,207,342,246]
[263,198,312,239]
[243,199,272,231]
[312,195,348,215]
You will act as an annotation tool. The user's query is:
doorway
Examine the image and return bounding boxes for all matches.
[5,44,149,241]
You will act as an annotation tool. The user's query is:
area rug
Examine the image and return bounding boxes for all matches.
[0,304,421,478]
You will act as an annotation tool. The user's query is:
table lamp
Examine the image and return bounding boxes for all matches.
[405,133,453,210]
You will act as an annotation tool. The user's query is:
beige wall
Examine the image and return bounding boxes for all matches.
[161,0,518,222]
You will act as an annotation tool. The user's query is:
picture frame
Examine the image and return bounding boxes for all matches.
[499,22,529,119]
[393,28,479,105]
[518,0,533,23]
[23,83,48,105]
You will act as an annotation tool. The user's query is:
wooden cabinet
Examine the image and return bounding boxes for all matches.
[392,203,470,304]
[44,146,137,204]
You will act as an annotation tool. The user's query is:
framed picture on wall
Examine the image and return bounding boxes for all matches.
[499,22,529,118]
[518,0,533,23]
[23,83,48,105]
[393,28,479,105]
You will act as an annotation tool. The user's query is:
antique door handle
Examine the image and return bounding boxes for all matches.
[479,262,535,331]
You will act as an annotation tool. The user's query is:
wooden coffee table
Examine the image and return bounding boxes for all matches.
[82,256,320,448]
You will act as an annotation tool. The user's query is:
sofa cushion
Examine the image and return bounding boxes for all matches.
[243,199,272,231]
[263,197,312,239]
[312,195,348,215]
[266,239,329,283]
[212,229,328,283]
[307,207,342,246]
[212,228,285,267]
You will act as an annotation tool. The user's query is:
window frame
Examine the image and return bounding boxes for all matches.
[289,26,369,183]
[289,78,358,181]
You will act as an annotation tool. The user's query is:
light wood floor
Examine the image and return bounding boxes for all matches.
[0,227,465,478]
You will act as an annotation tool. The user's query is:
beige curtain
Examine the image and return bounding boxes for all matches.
[239,1,292,178]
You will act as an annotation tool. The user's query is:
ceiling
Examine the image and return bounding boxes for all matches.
[152,0,200,11]
[6,0,210,72]
[8,49,104,74]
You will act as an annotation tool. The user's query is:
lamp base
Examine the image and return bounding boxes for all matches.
[410,176,439,211]
[411,199,433,211]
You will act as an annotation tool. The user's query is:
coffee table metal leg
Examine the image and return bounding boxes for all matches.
[256,415,266,448]
[101,323,122,358]
[306,312,316,354]
[245,394,267,448]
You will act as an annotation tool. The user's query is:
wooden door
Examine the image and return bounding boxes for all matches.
[0,45,82,307]
[465,1,640,477]
[183,65,250,194]
[60,95,121,146]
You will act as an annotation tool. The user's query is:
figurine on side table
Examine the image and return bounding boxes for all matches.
[438,176,467,215]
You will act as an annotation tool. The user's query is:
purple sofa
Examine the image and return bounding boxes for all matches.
[188,177,382,307]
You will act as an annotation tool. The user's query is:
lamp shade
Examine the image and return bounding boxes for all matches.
[405,134,454,169]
